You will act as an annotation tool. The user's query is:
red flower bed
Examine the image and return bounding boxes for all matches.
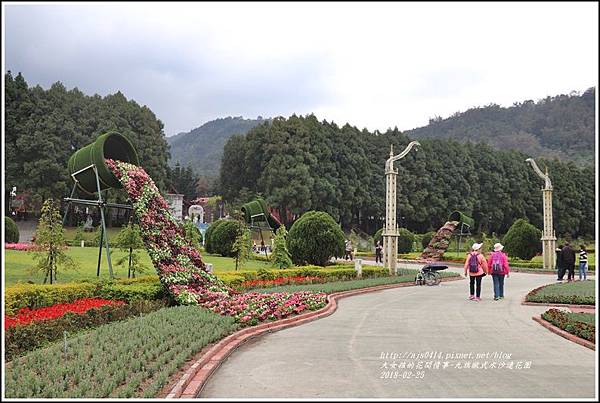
[4,298,125,329]
[241,276,326,289]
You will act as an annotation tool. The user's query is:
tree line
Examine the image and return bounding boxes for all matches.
[219,114,595,238]
[4,71,171,210]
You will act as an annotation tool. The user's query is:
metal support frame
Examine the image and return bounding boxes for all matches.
[455,222,471,257]
[62,164,133,280]
[248,213,272,258]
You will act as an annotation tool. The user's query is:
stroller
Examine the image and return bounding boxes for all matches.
[415,263,448,286]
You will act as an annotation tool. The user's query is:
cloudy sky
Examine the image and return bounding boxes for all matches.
[3,2,598,136]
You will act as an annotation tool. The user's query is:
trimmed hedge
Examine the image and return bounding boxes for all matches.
[503,219,542,260]
[5,300,166,361]
[5,276,165,315]
[287,211,345,266]
[541,309,595,343]
[204,219,226,254]
[211,220,243,257]
[216,265,389,288]
[5,283,98,316]
[5,216,20,243]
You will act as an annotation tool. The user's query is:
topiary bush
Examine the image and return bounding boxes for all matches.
[5,216,20,243]
[421,231,436,249]
[502,218,542,260]
[287,211,345,266]
[211,220,244,257]
[204,219,226,254]
[397,228,415,253]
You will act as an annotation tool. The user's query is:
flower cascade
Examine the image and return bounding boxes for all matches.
[106,159,327,324]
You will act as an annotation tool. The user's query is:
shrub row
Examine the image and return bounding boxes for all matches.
[5,300,167,361]
[5,276,165,315]
[541,309,595,343]
[216,265,388,288]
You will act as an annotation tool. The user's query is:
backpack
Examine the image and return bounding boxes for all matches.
[491,252,503,275]
[468,253,479,273]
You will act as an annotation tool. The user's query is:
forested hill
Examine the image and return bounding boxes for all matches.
[220,114,594,238]
[404,88,595,166]
[166,116,266,177]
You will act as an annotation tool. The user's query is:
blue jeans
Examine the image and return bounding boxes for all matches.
[492,274,505,298]
[579,263,588,280]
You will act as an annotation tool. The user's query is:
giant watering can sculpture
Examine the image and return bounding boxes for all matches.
[67,131,139,194]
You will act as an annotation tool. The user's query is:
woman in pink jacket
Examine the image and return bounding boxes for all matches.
[464,242,488,301]
[487,243,510,300]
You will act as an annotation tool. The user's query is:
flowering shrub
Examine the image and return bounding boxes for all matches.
[5,243,35,251]
[106,159,327,325]
[241,276,326,290]
[5,298,124,329]
[541,309,595,343]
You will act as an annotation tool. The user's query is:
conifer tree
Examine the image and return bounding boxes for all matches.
[271,225,293,269]
[31,199,79,284]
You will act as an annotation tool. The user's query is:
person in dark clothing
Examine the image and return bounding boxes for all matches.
[561,242,576,282]
[375,241,383,265]
[555,245,565,281]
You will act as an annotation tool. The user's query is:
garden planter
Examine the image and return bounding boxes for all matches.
[68,132,139,194]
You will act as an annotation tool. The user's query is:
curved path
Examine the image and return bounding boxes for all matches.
[201,271,596,398]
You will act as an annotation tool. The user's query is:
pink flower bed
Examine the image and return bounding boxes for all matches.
[5,243,35,251]
[106,159,327,325]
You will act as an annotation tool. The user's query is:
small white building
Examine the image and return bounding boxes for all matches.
[165,193,184,221]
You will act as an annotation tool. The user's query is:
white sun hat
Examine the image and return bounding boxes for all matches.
[472,242,483,251]
[493,243,504,252]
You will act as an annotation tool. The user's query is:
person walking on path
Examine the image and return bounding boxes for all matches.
[556,245,565,281]
[578,245,588,281]
[375,241,383,265]
[487,243,510,300]
[464,242,489,301]
[561,242,576,282]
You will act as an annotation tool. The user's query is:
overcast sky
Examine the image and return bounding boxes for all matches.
[3,2,598,136]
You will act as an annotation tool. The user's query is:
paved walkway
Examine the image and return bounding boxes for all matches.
[201,271,596,399]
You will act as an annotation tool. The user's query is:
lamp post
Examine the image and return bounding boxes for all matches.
[383,141,420,275]
[526,158,556,270]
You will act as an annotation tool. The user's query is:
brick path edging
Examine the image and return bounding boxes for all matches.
[167,275,463,398]
[532,316,595,351]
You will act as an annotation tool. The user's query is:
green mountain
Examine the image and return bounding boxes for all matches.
[404,87,595,165]
[167,116,266,177]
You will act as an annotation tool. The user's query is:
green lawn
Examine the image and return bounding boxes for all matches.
[252,269,459,294]
[4,247,273,285]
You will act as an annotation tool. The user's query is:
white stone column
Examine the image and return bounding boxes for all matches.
[541,188,556,270]
[526,158,556,271]
[383,161,399,275]
[383,142,420,276]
